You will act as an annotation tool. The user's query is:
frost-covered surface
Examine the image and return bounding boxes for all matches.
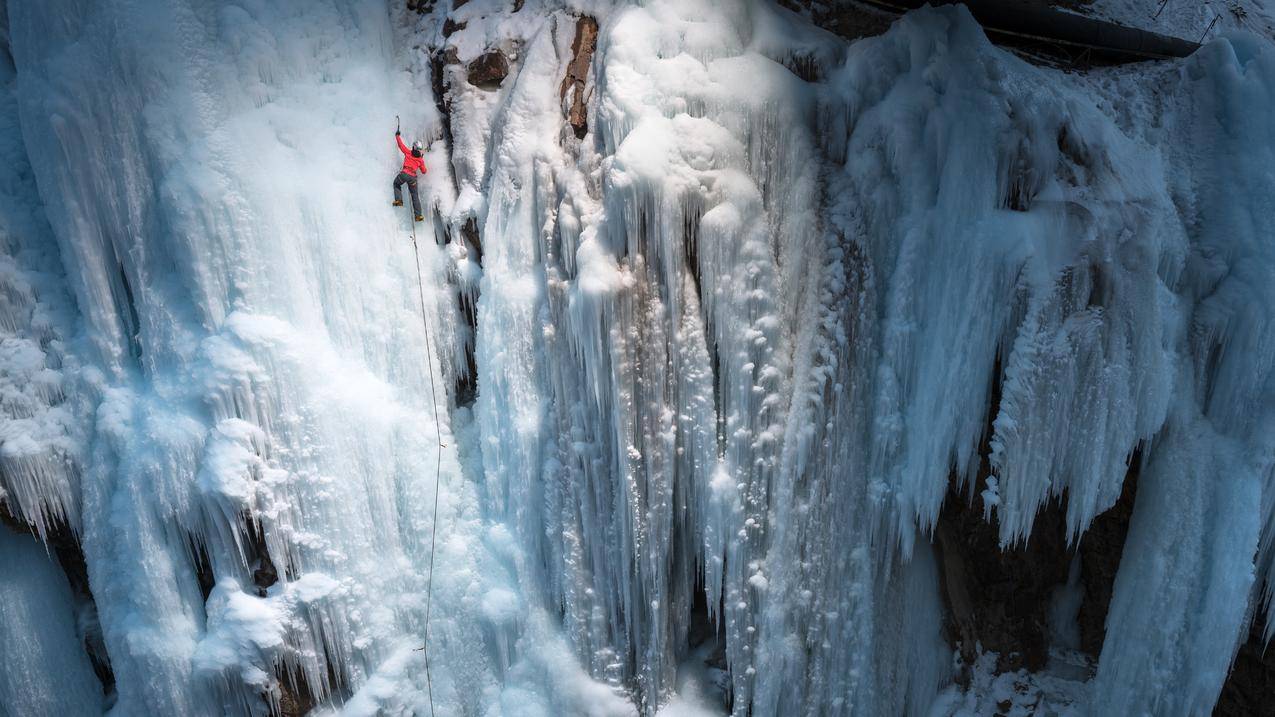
[930,649,1090,717]
[1069,0,1275,44]
[0,1,626,714]
[1,0,1274,715]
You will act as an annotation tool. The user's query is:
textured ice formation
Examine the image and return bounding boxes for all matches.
[1,0,1273,715]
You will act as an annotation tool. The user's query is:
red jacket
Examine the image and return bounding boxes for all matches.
[397,135,428,176]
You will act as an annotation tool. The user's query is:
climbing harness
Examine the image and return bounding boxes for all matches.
[401,116,445,717]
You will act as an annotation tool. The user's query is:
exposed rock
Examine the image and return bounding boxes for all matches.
[934,368,1140,679]
[559,16,598,139]
[430,48,460,196]
[274,665,318,717]
[442,18,466,38]
[1077,450,1139,657]
[461,216,483,264]
[454,217,482,406]
[242,515,281,597]
[253,553,279,597]
[466,50,509,89]
[1214,614,1275,717]
[190,538,216,600]
[936,483,1072,674]
[932,368,1070,674]
[782,0,896,42]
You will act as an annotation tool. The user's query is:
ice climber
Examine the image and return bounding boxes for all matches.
[393,129,427,222]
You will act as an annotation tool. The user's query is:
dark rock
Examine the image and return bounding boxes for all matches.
[240,515,281,597]
[559,16,598,139]
[466,50,509,89]
[442,18,466,38]
[190,538,216,601]
[934,368,1072,675]
[936,485,1072,674]
[430,50,460,197]
[1077,450,1139,657]
[275,664,318,717]
[1214,614,1275,717]
[461,216,483,264]
[784,0,896,41]
[253,552,279,597]
[453,217,482,407]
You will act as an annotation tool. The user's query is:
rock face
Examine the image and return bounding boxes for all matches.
[466,50,509,89]
[441,17,465,37]
[1077,453,1138,656]
[275,667,318,717]
[1214,615,1275,717]
[936,481,1072,673]
[932,377,1141,677]
[559,16,598,139]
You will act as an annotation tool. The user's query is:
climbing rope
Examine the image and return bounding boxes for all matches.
[408,204,444,717]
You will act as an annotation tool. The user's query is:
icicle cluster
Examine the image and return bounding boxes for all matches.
[2,0,1274,715]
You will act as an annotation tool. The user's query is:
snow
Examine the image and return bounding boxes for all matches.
[2,0,1274,715]
[929,649,1090,717]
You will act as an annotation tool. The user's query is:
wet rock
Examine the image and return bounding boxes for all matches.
[559,16,598,139]
[466,50,509,89]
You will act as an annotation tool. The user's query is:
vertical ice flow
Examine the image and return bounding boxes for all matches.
[2,0,1275,716]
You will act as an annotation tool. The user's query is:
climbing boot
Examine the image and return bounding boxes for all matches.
[392,199,404,207]
[414,214,425,222]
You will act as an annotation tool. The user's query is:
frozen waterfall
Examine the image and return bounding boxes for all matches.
[2,0,1274,715]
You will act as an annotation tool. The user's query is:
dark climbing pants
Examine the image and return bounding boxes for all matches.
[394,172,421,215]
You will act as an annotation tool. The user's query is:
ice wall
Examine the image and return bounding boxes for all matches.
[1091,35,1275,714]
[3,0,1274,715]
[446,1,1275,714]
[0,530,104,715]
[1,0,515,714]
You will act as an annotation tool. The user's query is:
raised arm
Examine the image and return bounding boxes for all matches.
[396,132,409,156]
